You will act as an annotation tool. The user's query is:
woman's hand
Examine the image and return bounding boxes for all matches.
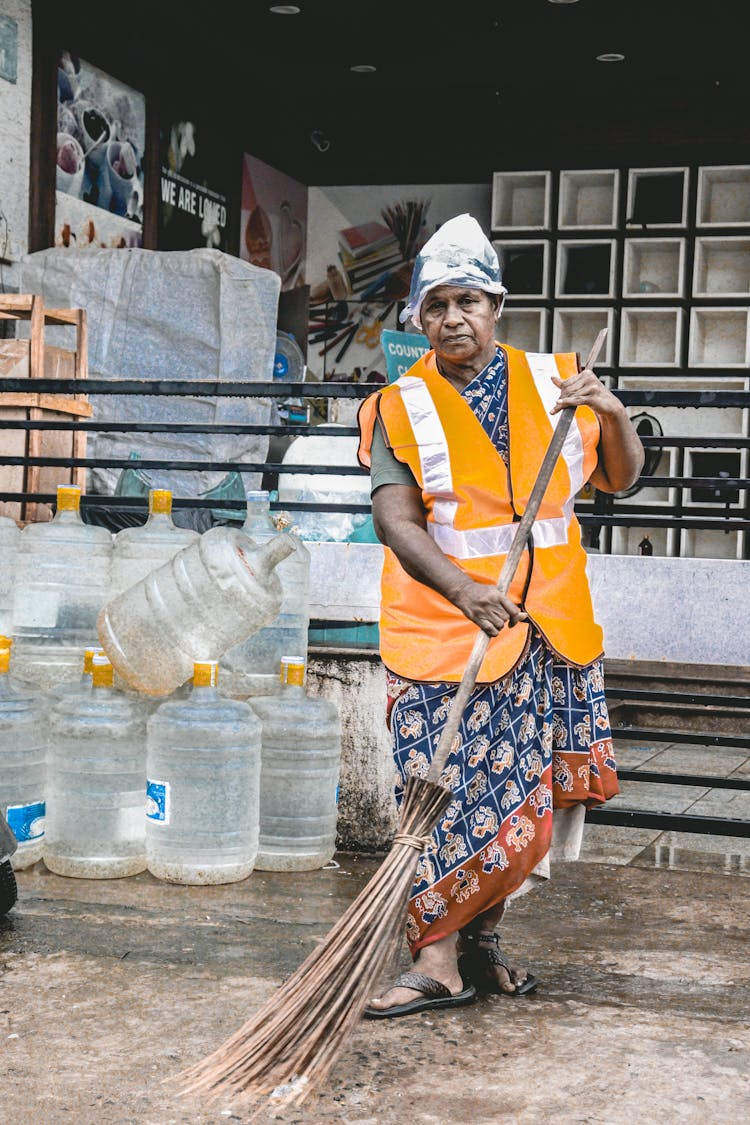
[452,576,527,636]
[372,484,527,634]
[550,367,621,417]
[550,367,645,492]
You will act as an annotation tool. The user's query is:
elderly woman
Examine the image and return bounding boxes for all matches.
[357,214,644,1018]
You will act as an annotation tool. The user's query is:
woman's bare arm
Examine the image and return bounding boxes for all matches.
[371,484,526,636]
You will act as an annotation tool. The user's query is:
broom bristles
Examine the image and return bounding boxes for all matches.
[175,775,452,1111]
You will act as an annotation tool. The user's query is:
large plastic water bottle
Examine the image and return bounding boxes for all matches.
[249,656,341,871]
[43,652,148,878]
[111,489,200,596]
[221,491,311,697]
[0,515,20,636]
[11,485,112,689]
[98,525,295,697]
[0,638,46,869]
[146,660,262,885]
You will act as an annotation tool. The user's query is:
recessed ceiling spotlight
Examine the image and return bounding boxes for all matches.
[596,52,625,62]
[269,4,301,13]
[350,64,377,73]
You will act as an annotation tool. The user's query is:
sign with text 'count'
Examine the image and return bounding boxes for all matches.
[380,329,430,383]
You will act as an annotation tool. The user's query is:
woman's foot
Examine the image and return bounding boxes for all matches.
[458,929,538,996]
[366,932,470,1015]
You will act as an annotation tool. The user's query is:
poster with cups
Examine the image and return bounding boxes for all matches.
[240,154,307,291]
[158,118,231,252]
[55,50,146,249]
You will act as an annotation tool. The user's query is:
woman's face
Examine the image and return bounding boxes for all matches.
[419,285,499,368]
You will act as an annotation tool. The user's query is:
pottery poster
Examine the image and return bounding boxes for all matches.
[158,117,232,252]
[55,50,146,249]
[240,154,307,290]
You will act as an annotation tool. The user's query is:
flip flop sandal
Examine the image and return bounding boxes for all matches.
[458,931,539,998]
[363,971,477,1020]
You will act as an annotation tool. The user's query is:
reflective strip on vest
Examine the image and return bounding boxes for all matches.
[396,357,584,560]
[397,375,457,527]
[525,352,586,542]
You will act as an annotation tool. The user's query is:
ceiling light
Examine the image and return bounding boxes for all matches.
[596,52,625,62]
[350,64,377,73]
[547,1,580,4]
[310,129,330,153]
[269,5,301,13]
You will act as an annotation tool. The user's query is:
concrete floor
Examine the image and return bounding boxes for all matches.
[3,840,749,1125]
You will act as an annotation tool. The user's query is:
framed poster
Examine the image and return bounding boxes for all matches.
[158,117,232,252]
[55,50,146,249]
[240,153,307,291]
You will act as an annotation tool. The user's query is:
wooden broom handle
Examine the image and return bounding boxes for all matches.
[427,328,609,781]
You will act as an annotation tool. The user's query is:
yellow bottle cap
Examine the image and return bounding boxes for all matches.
[149,489,172,515]
[0,635,12,649]
[57,485,82,511]
[193,661,218,688]
[83,647,104,675]
[280,656,305,687]
[0,648,9,675]
[91,652,114,688]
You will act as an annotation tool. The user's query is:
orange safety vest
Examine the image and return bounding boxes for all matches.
[357,345,603,682]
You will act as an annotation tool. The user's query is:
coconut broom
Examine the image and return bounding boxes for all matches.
[176,328,608,1112]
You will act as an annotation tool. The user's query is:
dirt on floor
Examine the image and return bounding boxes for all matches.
[1,855,749,1124]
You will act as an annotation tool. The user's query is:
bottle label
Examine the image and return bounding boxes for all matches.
[146,779,171,825]
[6,801,46,842]
[11,590,59,628]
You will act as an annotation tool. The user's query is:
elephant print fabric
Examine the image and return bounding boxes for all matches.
[386,631,618,953]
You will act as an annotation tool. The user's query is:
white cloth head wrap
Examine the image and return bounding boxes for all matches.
[400,213,507,330]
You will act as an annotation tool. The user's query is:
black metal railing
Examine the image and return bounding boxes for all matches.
[2,374,748,843]
[1,381,748,537]
[586,687,750,838]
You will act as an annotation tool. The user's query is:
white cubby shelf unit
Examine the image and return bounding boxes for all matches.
[625,167,690,228]
[623,238,685,298]
[555,239,617,299]
[489,163,750,560]
[492,239,551,299]
[620,307,685,368]
[688,307,750,368]
[558,169,619,230]
[552,308,615,366]
[496,308,549,354]
[696,165,750,227]
[693,237,750,297]
[491,171,551,231]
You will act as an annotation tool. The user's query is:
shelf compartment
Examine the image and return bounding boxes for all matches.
[555,239,616,297]
[496,308,549,353]
[558,169,619,230]
[692,237,750,296]
[552,308,614,364]
[493,239,550,297]
[626,167,689,227]
[681,447,746,509]
[688,307,750,367]
[696,165,750,227]
[610,526,675,557]
[619,307,684,367]
[679,529,745,561]
[491,170,551,231]
[622,238,685,298]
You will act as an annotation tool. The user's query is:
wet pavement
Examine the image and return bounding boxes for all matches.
[2,850,749,1124]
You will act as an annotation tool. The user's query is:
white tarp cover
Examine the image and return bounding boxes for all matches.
[19,247,280,502]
